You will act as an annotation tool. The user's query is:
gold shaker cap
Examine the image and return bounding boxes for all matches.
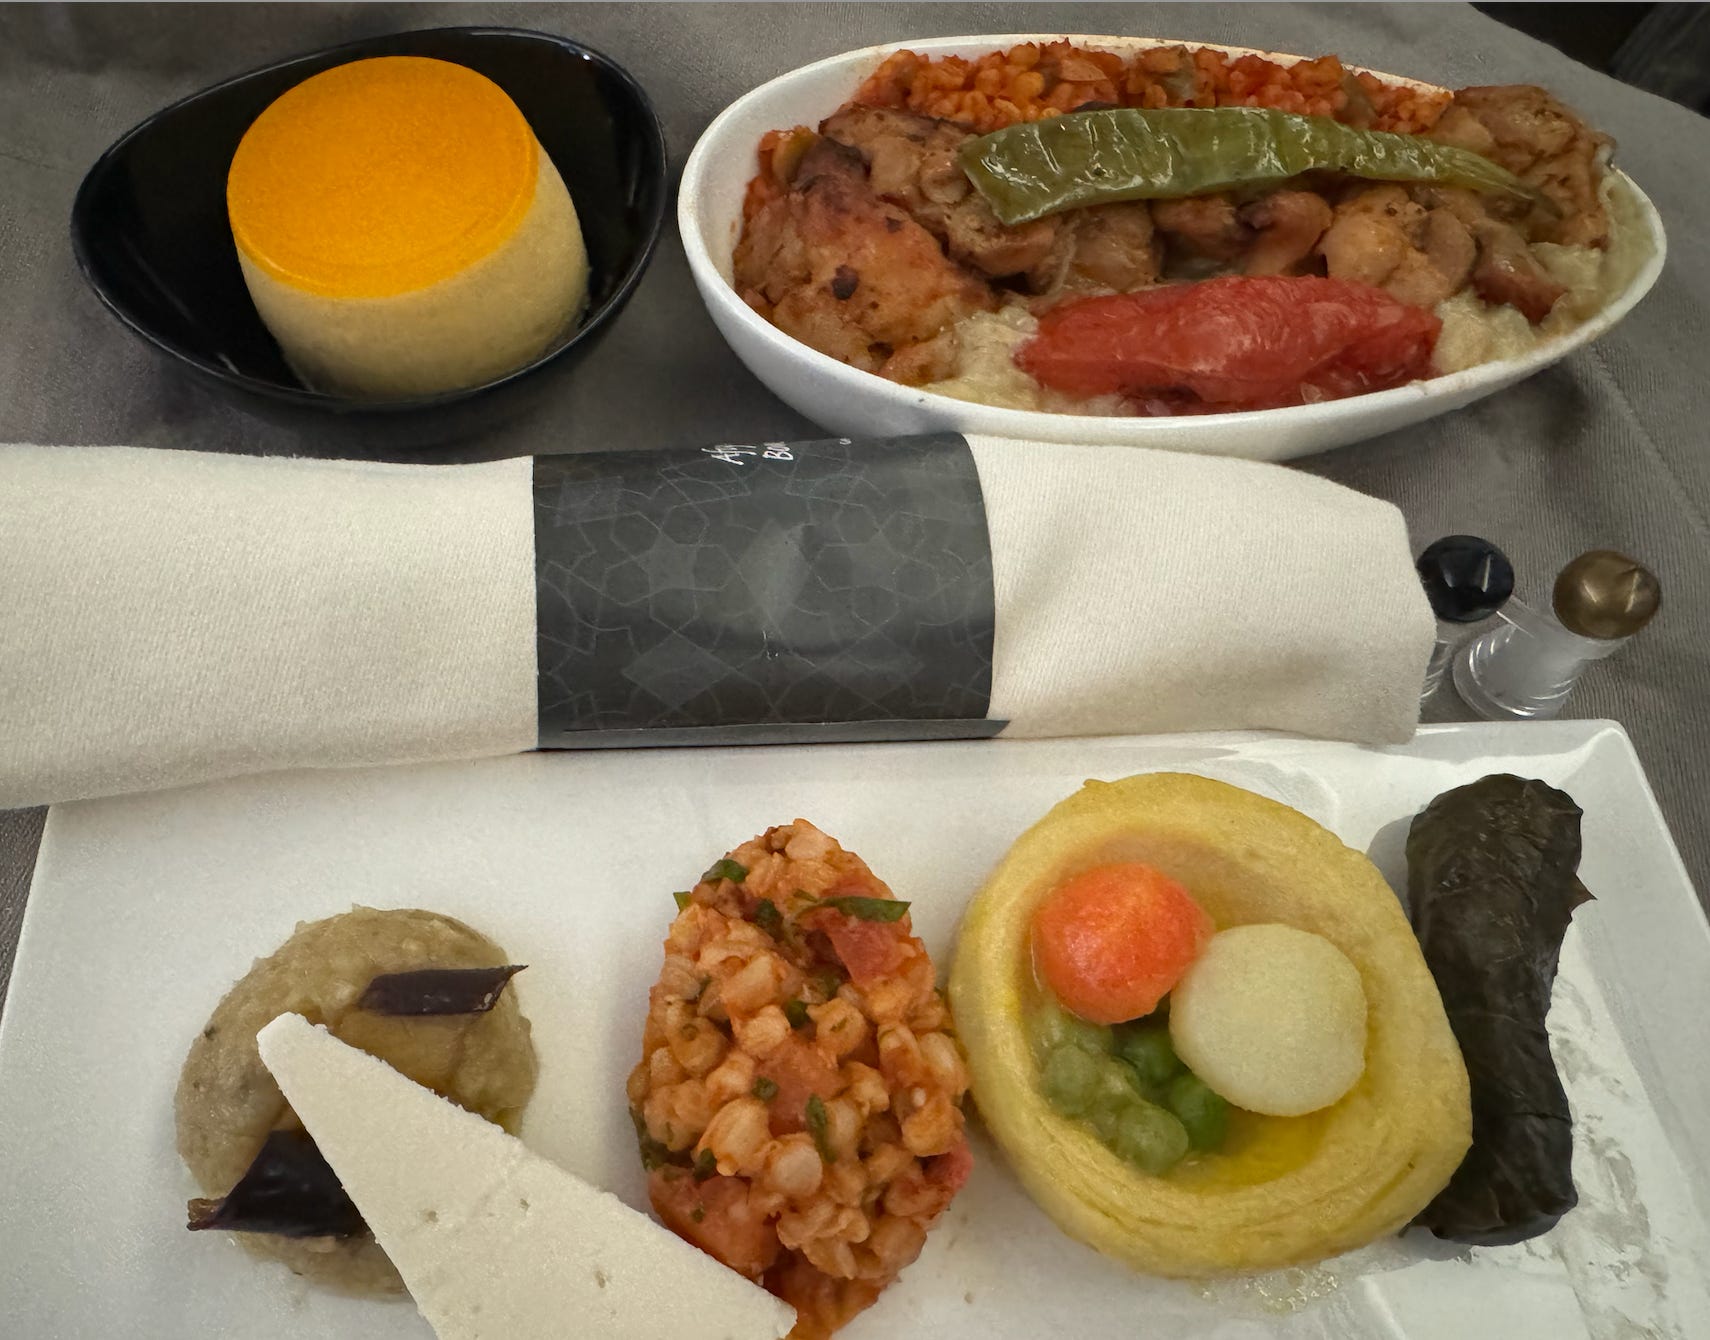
[1552,550,1661,639]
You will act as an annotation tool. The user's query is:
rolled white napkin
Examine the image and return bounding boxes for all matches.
[0,437,1431,808]
[2,445,537,805]
[973,437,1430,740]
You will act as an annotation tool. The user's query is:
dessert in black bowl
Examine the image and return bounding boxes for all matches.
[71,26,668,445]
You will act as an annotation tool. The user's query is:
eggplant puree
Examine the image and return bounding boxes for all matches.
[175,907,537,1293]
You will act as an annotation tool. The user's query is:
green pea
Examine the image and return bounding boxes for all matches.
[1112,1101,1191,1175]
[1031,1000,1112,1060]
[1094,1057,1146,1106]
[1083,1058,1150,1139]
[1041,1044,1102,1117]
[1165,1072,1230,1152]
[1113,1023,1183,1093]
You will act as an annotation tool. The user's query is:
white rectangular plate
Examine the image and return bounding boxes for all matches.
[2,721,1707,1338]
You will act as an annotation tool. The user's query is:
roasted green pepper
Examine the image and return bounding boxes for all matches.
[959,107,1540,225]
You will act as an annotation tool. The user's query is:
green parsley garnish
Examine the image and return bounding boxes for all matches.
[753,1076,780,1102]
[672,890,692,911]
[630,1108,675,1172]
[789,888,821,913]
[753,898,784,935]
[812,969,843,1000]
[692,1148,717,1182]
[819,895,910,923]
[805,1094,835,1164]
[783,998,811,1029]
[690,1204,706,1223]
[702,858,748,884]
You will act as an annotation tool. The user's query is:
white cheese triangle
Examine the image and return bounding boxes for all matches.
[256,1013,795,1340]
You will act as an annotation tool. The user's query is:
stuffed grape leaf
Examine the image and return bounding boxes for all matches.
[1406,773,1591,1246]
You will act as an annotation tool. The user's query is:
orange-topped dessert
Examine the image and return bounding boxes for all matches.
[227,56,588,398]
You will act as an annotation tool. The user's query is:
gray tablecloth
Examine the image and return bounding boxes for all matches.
[2,3,1706,1010]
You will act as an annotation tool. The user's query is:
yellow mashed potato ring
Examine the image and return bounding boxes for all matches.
[948,771,1471,1276]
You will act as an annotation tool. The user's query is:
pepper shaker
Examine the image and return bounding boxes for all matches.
[1416,536,1515,703]
[1453,549,1661,720]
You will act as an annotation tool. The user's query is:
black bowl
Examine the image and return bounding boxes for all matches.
[70,26,668,441]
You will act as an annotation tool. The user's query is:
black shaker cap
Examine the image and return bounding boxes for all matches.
[1416,536,1516,623]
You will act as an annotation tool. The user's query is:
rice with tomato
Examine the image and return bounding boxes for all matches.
[733,40,1646,416]
[629,821,972,1340]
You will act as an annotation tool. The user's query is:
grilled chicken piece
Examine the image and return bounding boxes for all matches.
[819,105,1060,281]
[1321,182,1563,322]
[1442,85,1612,248]
[1028,201,1163,295]
[1063,202,1163,290]
[1238,190,1335,275]
[1427,103,1499,159]
[1318,184,1477,311]
[1468,224,1568,323]
[1152,194,1249,263]
[820,105,1166,295]
[1416,186,1567,322]
[733,138,996,376]
[943,202,1061,282]
[1157,189,1332,278]
[822,105,971,208]
[1417,210,1481,302]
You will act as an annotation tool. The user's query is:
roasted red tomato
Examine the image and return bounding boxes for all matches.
[1016,275,1441,412]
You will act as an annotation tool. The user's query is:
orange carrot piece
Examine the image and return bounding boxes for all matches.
[1032,864,1214,1024]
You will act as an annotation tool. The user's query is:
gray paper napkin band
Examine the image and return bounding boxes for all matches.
[533,433,998,746]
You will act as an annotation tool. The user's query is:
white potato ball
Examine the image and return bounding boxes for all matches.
[1168,923,1368,1117]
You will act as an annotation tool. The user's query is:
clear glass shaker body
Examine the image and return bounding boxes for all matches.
[1452,598,1626,720]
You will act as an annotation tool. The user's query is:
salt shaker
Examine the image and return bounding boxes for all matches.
[1416,536,1515,703]
[1453,549,1661,720]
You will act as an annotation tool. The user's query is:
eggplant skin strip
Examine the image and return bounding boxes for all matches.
[1405,773,1591,1246]
[187,1129,365,1239]
[356,964,525,1015]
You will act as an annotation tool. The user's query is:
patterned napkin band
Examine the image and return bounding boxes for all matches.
[533,433,1000,747]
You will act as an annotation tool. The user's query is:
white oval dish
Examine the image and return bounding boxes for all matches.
[680,34,1667,460]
